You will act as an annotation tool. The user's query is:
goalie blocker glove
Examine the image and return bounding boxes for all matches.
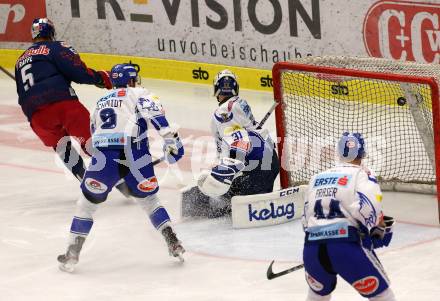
[163,133,184,164]
[198,157,245,197]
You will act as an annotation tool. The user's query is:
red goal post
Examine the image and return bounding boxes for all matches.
[272,57,440,222]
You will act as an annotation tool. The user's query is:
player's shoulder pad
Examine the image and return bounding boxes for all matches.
[55,41,78,55]
[360,166,379,184]
[96,89,118,105]
[214,103,233,123]
[356,168,382,202]
[137,91,164,114]
[129,87,151,100]
[234,97,252,116]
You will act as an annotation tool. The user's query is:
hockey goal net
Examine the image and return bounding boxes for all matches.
[272,56,440,220]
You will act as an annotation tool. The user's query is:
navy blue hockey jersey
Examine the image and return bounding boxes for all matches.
[15,41,105,121]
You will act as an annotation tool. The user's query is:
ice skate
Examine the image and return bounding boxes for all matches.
[57,236,85,272]
[162,226,185,262]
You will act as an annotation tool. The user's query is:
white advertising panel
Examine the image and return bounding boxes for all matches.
[231,185,306,229]
[1,0,440,69]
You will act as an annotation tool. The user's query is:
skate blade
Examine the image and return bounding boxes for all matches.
[58,262,76,273]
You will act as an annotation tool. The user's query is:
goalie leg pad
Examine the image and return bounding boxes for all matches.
[181,186,211,218]
[198,172,231,197]
[181,186,232,218]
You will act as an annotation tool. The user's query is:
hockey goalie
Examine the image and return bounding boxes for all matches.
[182,126,280,219]
[181,69,280,220]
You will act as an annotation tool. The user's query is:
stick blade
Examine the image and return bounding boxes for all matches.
[266,260,275,280]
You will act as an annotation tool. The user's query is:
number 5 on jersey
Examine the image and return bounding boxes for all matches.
[21,64,34,91]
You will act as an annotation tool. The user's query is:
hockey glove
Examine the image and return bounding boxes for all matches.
[371,215,394,248]
[163,133,184,164]
[211,157,245,185]
[362,215,394,249]
[96,70,113,89]
[198,158,245,198]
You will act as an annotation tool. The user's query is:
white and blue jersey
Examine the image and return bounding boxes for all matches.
[91,87,171,148]
[220,128,275,172]
[303,163,383,238]
[302,163,391,298]
[217,128,279,197]
[81,87,174,203]
[211,96,259,156]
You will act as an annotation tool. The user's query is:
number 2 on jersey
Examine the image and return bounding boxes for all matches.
[100,108,117,129]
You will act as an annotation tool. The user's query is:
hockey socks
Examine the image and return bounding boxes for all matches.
[136,195,184,260]
[54,139,86,181]
[70,216,93,237]
[58,215,92,273]
[68,195,97,241]
[58,195,97,272]
[136,195,171,231]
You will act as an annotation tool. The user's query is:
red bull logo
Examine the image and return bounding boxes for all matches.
[364,1,440,63]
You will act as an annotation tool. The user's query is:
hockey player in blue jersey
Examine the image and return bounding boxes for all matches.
[57,63,185,272]
[302,132,396,301]
[182,70,279,217]
[15,18,112,181]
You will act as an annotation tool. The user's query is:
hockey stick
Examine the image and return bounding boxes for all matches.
[256,101,279,130]
[0,65,15,80]
[152,156,164,165]
[266,260,304,280]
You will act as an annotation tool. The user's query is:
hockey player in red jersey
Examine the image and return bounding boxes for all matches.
[14,18,112,180]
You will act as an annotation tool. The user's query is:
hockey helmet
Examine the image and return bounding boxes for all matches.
[214,69,239,98]
[110,63,140,88]
[31,18,56,40]
[337,132,366,162]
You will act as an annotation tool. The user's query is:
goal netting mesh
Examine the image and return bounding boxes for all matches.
[274,56,440,193]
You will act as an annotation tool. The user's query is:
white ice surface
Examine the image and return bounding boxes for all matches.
[0,73,440,301]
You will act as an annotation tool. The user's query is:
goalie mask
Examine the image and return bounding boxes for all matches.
[213,69,239,98]
[337,132,366,162]
[31,18,56,40]
[110,63,141,88]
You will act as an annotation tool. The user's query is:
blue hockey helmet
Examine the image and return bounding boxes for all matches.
[337,132,366,162]
[110,63,140,88]
[214,69,239,98]
[31,18,56,40]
